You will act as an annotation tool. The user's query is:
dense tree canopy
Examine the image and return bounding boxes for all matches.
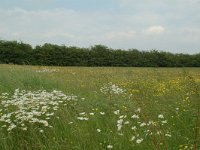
[0,40,199,67]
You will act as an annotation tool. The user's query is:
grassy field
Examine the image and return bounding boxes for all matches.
[0,65,199,150]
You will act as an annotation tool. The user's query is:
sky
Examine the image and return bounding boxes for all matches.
[0,0,200,54]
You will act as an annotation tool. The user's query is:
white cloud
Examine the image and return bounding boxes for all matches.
[0,8,86,44]
[0,6,199,54]
[104,30,136,40]
[145,25,165,34]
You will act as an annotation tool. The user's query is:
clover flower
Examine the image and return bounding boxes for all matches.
[107,145,113,149]
[113,110,120,115]
[136,138,143,144]
[158,114,164,119]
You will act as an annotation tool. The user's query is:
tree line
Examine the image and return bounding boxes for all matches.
[0,40,199,67]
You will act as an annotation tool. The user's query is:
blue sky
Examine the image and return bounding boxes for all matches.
[0,0,200,54]
[0,0,119,11]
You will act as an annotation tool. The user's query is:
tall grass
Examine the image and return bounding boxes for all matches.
[0,65,199,150]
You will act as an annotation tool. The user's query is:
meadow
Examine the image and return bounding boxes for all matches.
[0,65,199,150]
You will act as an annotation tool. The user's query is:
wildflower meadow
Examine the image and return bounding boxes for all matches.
[0,65,199,150]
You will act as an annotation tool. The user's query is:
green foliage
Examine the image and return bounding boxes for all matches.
[0,40,199,67]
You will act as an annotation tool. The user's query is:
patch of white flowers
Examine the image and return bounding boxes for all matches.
[100,82,125,95]
[36,68,58,73]
[114,108,172,145]
[0,89,77,132]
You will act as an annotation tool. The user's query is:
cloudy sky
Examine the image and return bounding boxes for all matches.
[0,0,200,54]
